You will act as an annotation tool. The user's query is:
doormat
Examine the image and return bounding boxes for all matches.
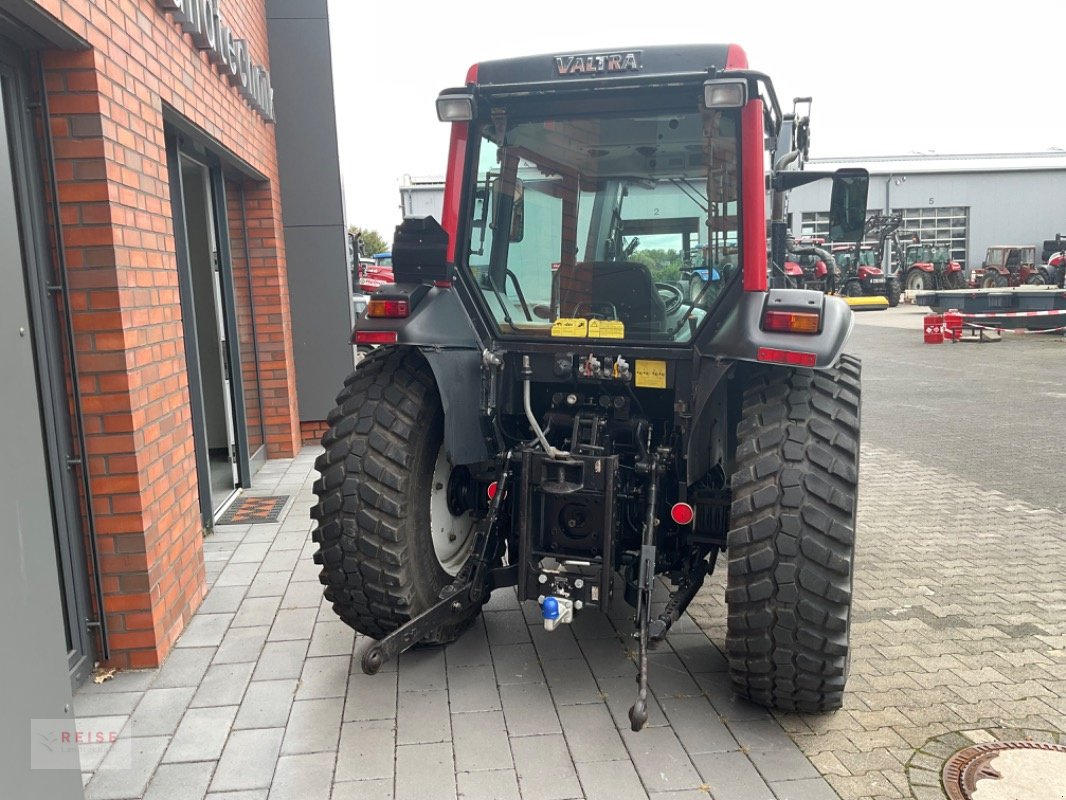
[216,495,289,525]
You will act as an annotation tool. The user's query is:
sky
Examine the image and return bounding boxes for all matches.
[326,1,1065,242]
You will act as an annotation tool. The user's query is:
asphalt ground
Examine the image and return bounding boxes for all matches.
[846,306,1066,513]
[692,303,1066,799]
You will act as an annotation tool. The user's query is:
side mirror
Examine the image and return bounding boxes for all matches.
[491,177,525,243]
[827,168,869,243]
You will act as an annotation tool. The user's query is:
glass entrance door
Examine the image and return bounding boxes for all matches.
[0,51,93,685]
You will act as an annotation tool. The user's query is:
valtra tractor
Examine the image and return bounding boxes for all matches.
[311,44,869,728]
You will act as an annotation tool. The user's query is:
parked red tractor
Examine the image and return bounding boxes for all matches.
[832,212,903,307]
[314,44,870,728]
[972,245,1041,288]
[1040,235,1066,288]
[899,240,966,291]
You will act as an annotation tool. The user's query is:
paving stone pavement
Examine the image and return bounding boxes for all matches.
[73,327,1066,800]
[690,445,1066,800]
[74,449,839,800]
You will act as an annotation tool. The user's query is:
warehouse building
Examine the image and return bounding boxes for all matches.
[787,151,1066,271]
[399,151,1066,274]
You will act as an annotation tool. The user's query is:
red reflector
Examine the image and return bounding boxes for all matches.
[670,502,695,525]
[486,481,498,500]
[763,310,820,333]
[756,347,818,367]
[433,280,453,288]
[353,330,398,345]
[366,299,409,318]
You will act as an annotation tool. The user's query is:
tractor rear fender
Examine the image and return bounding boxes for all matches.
[698,288,854,370]
[357,286,491,465]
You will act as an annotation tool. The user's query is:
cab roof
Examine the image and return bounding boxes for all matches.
[470,44,747,88]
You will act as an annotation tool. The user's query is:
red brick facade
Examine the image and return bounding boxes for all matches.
[301,419,330,446]
[31,0,300,669]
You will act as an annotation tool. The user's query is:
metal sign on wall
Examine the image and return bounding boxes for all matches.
[156,0,275,123]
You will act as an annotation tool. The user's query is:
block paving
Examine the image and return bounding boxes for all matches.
[75,450,838,800]
[691,445,1066,799]
[73,344,1066,799]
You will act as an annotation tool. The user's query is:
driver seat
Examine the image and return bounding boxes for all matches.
[556,260,667,332]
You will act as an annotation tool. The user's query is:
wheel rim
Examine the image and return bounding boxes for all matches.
[907,271,925,291]
[429,446,477,576]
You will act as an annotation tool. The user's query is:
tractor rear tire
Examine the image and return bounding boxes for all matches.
[310,346,481,644]
[905,269,931,292]
[982,272,1006,288]
[726,355,861,713]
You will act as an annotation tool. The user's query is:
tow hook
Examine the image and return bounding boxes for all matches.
[540,596,574,631]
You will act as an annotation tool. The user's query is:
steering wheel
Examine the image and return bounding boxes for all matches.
[655,282,685,314]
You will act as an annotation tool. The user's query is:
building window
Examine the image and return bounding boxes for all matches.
[800,206,969,266]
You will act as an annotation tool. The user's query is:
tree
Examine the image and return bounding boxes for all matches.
[632,248,684,284]
[349,226,389,257]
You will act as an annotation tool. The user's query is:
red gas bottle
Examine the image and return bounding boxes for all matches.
[924,314,944,344]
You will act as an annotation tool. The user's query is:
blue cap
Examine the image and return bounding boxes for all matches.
[542,597,560,620]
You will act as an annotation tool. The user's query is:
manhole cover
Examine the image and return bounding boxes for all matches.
[943,741,1066,800]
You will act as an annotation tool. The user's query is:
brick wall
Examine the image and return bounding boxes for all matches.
[300,419,329,445]
[32,0,300,668]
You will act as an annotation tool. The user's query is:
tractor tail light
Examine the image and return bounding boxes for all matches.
[670,502,695,525]
[352,330,399,345]
[756,347,818,367]
[366,299,409,318]
[762,310,820,334]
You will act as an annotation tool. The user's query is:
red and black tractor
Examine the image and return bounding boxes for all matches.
[899,239,966,292]
[830,212,902,306]
[782,236,838,293]
[972,245,1041,288]
[311,44,868,727]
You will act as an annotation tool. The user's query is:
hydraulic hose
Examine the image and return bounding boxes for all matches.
[521,356,568,458]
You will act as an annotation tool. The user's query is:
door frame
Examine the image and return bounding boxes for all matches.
[0,41,94,684]
[166,127,252,527]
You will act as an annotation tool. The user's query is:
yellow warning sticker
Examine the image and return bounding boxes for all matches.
[634,360,667,389]
[551,318,588,338]
[587,319,625,339]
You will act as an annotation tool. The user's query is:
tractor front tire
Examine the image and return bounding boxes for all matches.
[310,347,481,644]
[726,355,861,713]
[886,278,901,307]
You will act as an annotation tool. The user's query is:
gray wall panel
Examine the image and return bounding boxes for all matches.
[284,225,354,420]
[268,17,344,228]
[265,0,328,19]
[268,2,352,422]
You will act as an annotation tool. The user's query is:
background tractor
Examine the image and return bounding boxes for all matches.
[832,213,903,307]
[898,239,966,291]
[972,245,1041,287]
[311,44,869,729]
